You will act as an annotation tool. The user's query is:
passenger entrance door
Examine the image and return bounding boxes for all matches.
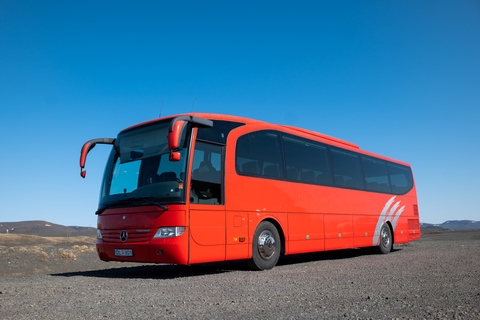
[188,142,226,264]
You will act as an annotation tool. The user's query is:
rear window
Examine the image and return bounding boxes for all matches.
[388,163,414,195]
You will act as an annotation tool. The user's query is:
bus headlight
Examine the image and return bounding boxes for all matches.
[153,227,186,238]
[97,229,103,239]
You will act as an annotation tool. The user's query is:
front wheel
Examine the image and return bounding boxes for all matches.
[375,224,393,254]
[248,221,281,270]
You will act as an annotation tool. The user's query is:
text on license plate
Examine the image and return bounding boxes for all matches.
[114,249,133,257]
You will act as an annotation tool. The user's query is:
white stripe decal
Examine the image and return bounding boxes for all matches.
[373,196,396,246]
[392,205,405,230]
[387,201,401,222]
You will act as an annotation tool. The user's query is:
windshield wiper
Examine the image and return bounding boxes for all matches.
[125,197,169,211]
[96,197,169,215]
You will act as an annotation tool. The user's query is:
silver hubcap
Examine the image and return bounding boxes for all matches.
[258,230,276,260]
[380,228,390,247]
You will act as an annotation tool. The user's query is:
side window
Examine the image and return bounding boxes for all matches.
[282,134,333,185]
[361,156,391,193]
[196,120,245,144]
[331,148,365,190]
[388,163,413,195]
[235,130,284,179]
[190,142,223,204]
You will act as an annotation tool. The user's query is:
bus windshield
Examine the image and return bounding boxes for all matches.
[98,120,190,211]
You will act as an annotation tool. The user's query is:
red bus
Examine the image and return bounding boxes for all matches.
[80,113,420,270]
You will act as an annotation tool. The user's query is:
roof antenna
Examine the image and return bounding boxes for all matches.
[191,97,197,112]
[159,100,164,117]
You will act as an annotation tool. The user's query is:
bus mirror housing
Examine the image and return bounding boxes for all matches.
[80,138,116,178]
[168,120,186,151]
[167,116,214,161]
[169,151,181,161]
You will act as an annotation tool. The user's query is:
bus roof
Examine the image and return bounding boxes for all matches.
[120,113,409,166]
[119,113,265,133]
[123,113,357,147]
[185,113,359,149]
[278,125,359,149]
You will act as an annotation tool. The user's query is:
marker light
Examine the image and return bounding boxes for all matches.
[153,227,186,238]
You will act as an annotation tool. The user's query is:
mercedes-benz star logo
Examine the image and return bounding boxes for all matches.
[120,230,128,242]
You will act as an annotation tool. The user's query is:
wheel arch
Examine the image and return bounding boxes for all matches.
[385,220,395,244]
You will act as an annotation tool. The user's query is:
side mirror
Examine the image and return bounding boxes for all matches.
[167,116,214,161]
[168,120,186,151]
[169,151,181,161]
[80,138,116,178]
[80,141,95,177]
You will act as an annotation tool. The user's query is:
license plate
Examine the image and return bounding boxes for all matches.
[114,249,133,257]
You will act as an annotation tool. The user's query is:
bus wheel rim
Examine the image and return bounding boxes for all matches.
[381,228,390,247]
[258,230,276,260]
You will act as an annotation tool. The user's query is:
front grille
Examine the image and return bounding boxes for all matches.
[102,229,156,243]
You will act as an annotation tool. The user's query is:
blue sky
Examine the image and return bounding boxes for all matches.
[1,1,479,227]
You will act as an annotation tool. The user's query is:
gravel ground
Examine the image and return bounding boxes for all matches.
[1,231,479,319]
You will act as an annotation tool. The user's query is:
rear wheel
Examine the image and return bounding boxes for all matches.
[248,221,281,270]
[375,224,393,254]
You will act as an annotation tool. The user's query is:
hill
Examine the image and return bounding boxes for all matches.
[421,220,480,232]
[0,220,96,237]
[1,219,478,237]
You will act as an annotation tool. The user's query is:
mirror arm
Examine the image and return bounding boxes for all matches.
[80,138,116,178]
[167,116,214,158]
[168,116,213,135]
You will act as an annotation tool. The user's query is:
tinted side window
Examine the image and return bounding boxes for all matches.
[361,156,391,193]
[282,134,333,185]
[235,131,284,179]
[388,163,414,195]
[331,148,364,190]
[190,142,223,204]
[196,120,245,145]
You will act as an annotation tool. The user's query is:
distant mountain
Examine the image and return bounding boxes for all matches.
[1,219,478,237]
[421,220,480,231]
[0,220,96,237]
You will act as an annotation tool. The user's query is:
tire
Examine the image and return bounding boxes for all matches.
[248,221,281,271]
[375,223,393,254]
